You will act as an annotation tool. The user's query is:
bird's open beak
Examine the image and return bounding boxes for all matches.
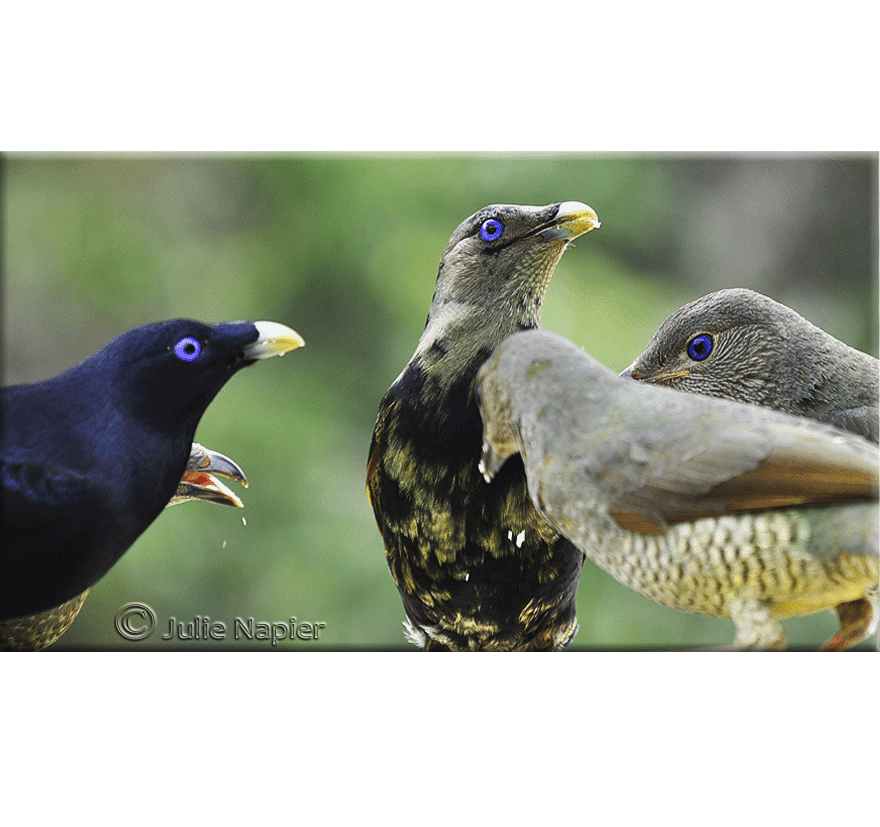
[174,474,245,508]
[244,321,306,360]
[530,202,601,242]
[170,447,249,509]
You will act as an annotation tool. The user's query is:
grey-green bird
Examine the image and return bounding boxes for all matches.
[476,329,879,650]
[1,442,249,651]
[620,287,879,644]
[620,288,878,443]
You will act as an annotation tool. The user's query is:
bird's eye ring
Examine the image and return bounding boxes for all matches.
[479,218,504,242]
[174,336,202,362]
[686,333,713,361]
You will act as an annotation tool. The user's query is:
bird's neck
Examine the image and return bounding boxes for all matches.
[788,336,878,418]
[409,298,538,392]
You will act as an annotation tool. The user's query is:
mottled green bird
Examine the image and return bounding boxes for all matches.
[367,202,601,650]
[477,329,878,650]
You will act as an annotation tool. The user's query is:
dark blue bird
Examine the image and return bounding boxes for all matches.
[1,318,303,648]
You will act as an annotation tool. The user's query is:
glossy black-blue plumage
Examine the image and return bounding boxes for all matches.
[1,319,261,619]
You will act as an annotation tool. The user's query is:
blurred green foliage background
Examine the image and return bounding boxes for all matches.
[3,153,877,650]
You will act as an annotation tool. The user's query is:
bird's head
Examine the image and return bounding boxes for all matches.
[475,362,521,484]
[476,330,564,482]
[424,202,600,342]
[619,288,801,405]
[96,319,304,433]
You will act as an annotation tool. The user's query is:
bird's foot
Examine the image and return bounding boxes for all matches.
[821,590,879,651]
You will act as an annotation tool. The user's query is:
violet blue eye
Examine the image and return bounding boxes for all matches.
[174,336,201,362]
[479,218,504,242]
[686,333,713,361]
